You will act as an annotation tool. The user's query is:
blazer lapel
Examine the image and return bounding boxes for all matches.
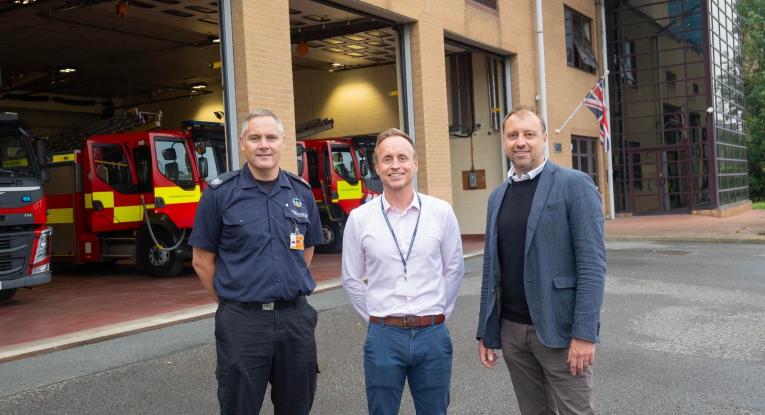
[525,162,555,257]
[491,181,510,263]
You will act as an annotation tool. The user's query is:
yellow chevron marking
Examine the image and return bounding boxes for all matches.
[114,205,146,223]
[51,153,76,163]
[2,159,28,168]
[92,191,114,208]
[47,208,74,224]
[154,185,201,205]
[336,180,362,201]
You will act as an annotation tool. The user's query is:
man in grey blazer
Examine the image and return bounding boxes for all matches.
[476,106,606,415]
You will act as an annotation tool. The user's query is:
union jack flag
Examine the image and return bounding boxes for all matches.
[584,78,611,152]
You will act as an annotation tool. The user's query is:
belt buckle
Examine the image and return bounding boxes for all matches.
[262,302,275,311]
[402,316,408,328]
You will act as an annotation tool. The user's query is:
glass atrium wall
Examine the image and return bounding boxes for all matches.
[709,0,749,206]
[606,0,748,213]
[607,0,708,213]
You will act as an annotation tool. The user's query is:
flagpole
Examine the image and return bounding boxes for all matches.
[554,101,585,134]
[599,0,616,220]
[553,71,609,134]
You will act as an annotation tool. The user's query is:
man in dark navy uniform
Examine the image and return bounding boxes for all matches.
[190,108,323,414]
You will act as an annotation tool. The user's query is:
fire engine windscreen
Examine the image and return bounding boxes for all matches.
[332,147,358,185]
[0,135,34,177]
[155,138,194,188]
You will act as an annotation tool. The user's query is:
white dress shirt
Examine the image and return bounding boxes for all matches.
[341,192,465,321]
[507,159,547,182]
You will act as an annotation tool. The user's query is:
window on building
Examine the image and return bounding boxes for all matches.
[447,52,474,137]
[665,70,678,89]
[628,141,642,191]
[564,7,597,72]
[468,0,497,9]
[662,103,684,144]
[621,40,637,86]
[571,135,599,187]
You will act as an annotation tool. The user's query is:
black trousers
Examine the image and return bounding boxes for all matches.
[215,298,318,415]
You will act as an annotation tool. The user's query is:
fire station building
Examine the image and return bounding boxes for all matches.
[2,0,750,238]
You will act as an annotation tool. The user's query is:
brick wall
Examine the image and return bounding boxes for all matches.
[233,0,611,214]
[231,0,297,173]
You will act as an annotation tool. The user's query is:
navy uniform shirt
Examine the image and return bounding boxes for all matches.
[189,165,323,302]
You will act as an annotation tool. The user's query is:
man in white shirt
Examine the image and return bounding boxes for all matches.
[342,128,465,415]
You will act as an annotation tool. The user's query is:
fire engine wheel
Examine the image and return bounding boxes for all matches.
[0,289,17,301]
[137,230,184,277]
[317,222,342,254]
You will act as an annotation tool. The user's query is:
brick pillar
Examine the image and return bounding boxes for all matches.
[230,0,297,172]
[409,21,453,203]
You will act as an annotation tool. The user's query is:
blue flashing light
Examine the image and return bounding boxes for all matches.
[21,195,32,203]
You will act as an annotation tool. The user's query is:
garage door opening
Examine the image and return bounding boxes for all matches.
[289,0,406,252]
[1,0,226,273]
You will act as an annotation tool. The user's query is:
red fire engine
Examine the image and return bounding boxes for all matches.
[297,136,380,253]
[0,112,52,301]
[45,125,224,277]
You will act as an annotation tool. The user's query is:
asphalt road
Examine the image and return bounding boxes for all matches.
[1,241,764,414]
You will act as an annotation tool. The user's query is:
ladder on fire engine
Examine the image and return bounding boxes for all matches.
[46,108,163,153]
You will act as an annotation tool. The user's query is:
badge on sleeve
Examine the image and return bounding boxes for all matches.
[292,197,303,208]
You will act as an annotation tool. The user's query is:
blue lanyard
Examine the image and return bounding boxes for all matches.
[380,193,422,278]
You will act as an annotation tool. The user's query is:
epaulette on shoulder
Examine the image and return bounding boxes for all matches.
[284,170,310,188]
[207,170,240,189]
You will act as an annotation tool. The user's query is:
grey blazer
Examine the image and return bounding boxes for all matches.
[476,162,606,349]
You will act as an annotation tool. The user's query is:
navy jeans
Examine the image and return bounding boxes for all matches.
[363,321,453,415]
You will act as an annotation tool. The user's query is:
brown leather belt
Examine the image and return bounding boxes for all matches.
[369,314,445,328]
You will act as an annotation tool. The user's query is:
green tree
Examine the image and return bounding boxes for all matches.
[741,0,765,200]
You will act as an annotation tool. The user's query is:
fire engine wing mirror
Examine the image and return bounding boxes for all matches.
[296,145,305,156]
[359,158,368,177]
[35,139,50,182]
[162,148,177,161]
[197,156,209,178]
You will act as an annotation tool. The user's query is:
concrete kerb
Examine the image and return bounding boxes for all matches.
[0,250,487,363]
[606,235,765,244]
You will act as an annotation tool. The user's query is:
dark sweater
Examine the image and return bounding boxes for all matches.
[497,175,540,325]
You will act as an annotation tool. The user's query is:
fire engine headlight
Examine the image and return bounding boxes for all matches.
[32,263,50,274]
[32,229,51,266]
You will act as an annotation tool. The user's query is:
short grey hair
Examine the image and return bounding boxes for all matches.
[240,108,285,138]
[503,105,547,133]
